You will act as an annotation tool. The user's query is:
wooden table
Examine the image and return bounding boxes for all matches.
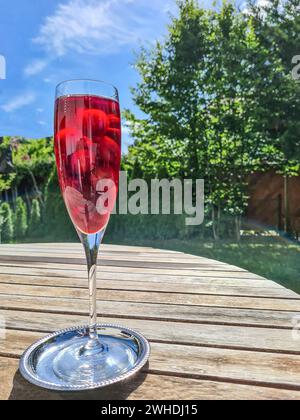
[0,242,300,400]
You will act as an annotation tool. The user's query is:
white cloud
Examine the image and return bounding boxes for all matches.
[256,0,272,8]
[122,124,131,135]
[1,92,36,113]
[242,0,273,15]
[33,0,173,57]
[24,59,49,77]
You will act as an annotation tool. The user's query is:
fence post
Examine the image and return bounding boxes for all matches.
[277,194,283,231]
[284,175,289,234]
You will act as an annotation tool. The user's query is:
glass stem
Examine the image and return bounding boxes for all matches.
[88,263,98,341]
[77,228,106,355]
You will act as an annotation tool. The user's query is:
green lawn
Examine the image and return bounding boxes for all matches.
[109,236,300,295]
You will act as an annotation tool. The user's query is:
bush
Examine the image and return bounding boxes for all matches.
[15,197,28,239]
[106,212,205,242]
[0,202,14,243]
[28,199,41,237]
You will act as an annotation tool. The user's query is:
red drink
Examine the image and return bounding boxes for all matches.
[54,95,121,234]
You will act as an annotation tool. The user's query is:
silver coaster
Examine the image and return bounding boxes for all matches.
[19,324,150,392]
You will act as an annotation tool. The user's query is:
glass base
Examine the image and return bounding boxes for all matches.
[19,324,150,391]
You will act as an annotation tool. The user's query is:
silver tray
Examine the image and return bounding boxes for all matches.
[19,324,150,392]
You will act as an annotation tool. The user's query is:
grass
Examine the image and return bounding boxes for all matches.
[107,235,300,294]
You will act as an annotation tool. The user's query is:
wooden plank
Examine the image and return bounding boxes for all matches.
[0,246,206,262]
[149,342,300,389]
[0,307,298,352]
[1,329,300,389]
[0,283,299,311]
[0,253,249,273]
[0,243,222,262]
[0,295,298,329]
[0,244,249,272]
[0,249,212,264]
[1,306,296,332]
[1,357,299,400]
[0,274,295,299]
[0,243,174,253]
[0,244,269,279]
[0,245,226,261]
[0,263,270,283]
[0,243,180,256]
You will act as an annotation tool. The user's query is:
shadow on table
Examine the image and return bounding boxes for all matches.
[8,364,149,400]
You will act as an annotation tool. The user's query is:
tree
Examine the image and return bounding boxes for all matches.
[127,0,212,181]
[12,137,54,208]
[28,199,41,237]
[197,1,289,240]
[125,0,300,241]
[0,215,3,244]
[244,0,300,166]
[0,137,16,195]
[0,202,14,242]
[15,197,28,239]
[246,0,300,236]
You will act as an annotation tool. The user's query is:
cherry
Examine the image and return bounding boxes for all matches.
[82,109,109,138]
[67,148,96,177]
[96,136,121,165]
[107,114,120,128]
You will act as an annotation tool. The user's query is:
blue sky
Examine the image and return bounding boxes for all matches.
[0,0,246,149]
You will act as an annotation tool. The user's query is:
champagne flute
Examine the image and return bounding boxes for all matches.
[19,79,150,391]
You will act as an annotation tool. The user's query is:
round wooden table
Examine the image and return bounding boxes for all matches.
[0,243,299,400]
